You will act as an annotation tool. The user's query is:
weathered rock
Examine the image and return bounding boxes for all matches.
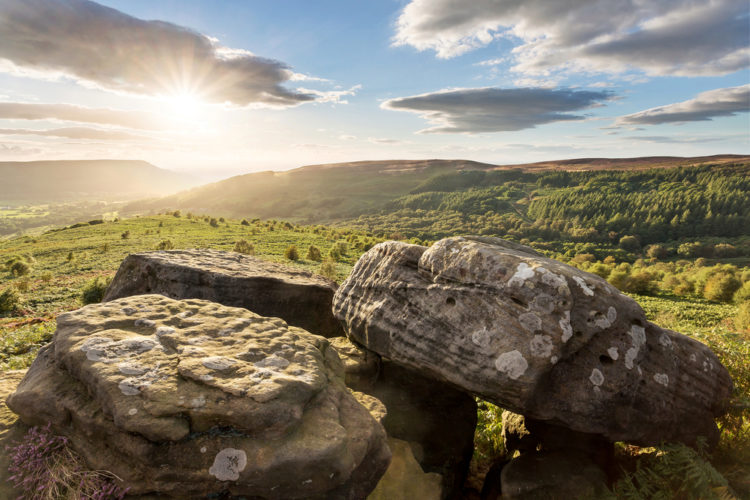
[332,336,477,499]
[368,438,443,500]
[0,370,28,500]
[500,450,608,500]
[333,236,733,446]
[103,249,344,338]
[7,295,390,499]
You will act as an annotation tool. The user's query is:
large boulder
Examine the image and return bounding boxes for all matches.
[331,336,477,499]
[103,249,344,338]
[333,236,733,446]
[7,295,390,499]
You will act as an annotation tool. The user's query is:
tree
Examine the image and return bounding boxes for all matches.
[618,235,640,253]
[306,245,322,262]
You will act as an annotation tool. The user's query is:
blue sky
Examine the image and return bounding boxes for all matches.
[0,0,747,178]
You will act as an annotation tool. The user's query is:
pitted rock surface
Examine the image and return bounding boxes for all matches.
[103,249,344,337]
[333,236,733,446]
[7,295,390,499]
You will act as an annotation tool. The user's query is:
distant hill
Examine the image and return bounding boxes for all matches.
[0,160,196,204]
[124,155,750,223]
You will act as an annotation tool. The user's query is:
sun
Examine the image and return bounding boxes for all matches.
[166,91,204,121]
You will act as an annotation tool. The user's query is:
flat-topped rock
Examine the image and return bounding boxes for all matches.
[103,249,344,338]
[8,295,390,499]
[333,236,733,446]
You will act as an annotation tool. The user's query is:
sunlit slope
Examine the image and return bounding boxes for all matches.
[0,160,195,204]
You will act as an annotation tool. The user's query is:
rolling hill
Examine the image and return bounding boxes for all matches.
[0,160,196,204]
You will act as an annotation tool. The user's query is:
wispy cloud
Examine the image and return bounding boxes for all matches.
[394,0,748,77]
[0,102,166,129]
[616,84,750,125]
[382,87,614,133]
[0,0,315,107]
[0,127,146,141]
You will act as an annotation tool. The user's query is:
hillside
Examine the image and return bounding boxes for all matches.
[0,160,196,204]
[124,155,750,224]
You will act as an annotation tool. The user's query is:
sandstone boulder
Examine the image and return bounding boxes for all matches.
[103,249,344,337]
[8,295,390,499]
[333,236,733,446]
[332,336,477,499]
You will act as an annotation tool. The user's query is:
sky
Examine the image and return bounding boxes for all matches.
[0,0,748,179]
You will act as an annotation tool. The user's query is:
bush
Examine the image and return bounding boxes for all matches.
[10,260,31,276]
[155,240,175,250]
[646,244,669,260]
[734,301,750,332]
[607,270,630,291]
[240,219,250,226]
[81,277,111,305]
[8,424,129,500]
[328,246,341,262]
[734,281,750,303]
[713,243,738,258]
[121,230,130,239]
[319,260,337,280]
[233,240,255,255]
[626,271,658,295]
[14,279,30,292]
[209,218,219,228]
[284,245,299,261]
[619,235,641,252]
[41,271,53,283]
[0,287,21,313]
[306,245,322,262]
[703,273,741,303]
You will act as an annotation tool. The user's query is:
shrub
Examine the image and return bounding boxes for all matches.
[703,273,741,303]
[233,240,255,255]
[121,230,130,239]
[734,301,750,332]
[319,260,337,280]
[10,260,31,276]
[14,279,30,292]
[713,243,738,258]
[625,271,658,295]
[678,242,705,258]
[209,218,219,228]
[101,242,110,253]
[646,244,669,260]
[284,245,299,261]
[66,251,75,262]
[0,287,21,313]
[306,245,322,262]
[588,263,610,280]
[734,281,750,303]
[328,246,341,262]
[241,219,249,226]
[172,210,181,217]
[155,240,175,250]
[81,277,111,305]
[7,424,129,500]
[619,235,641,252]
[41,271,53,283]
[607,270,630,291]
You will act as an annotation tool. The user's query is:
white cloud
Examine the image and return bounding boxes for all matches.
[0,0,315,107]
[382,87,614,133]
[0,102,167,129]
[394,0,748,76]
[617,84,750,125]
[0,127,146,141]
[298,85,362,104]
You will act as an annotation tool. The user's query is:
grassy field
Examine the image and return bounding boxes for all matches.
[0,214,748,497]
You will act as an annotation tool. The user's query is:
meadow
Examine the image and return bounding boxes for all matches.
[0,213,748,498]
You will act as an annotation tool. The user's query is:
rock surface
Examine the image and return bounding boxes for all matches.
[500,450,608,500]
[0,370,28,500]
[7,295,390,499]
[103,249,344,338]
[332,336,477,499]
[333,236,733,446]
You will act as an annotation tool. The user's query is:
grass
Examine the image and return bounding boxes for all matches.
[1,214,748,497]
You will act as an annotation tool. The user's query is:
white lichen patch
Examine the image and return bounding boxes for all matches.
[255,355,290,370]
[653,373,669,387]
[507,262,535,287]
[690,353,697,362]
[625,324,646,370]
[190,395,206,408]
[495,350,528,380]
[156,326,175,337]
[81,336,158,363]
[118,361,148,376]
[607,307,617,324]
[530,294,556,314]
[202,356,238,371]
[529,335,554,358]
[177,311,194,319]
[199,374,214,381]
[537,267,569,294]
[659,333,673,349]
[590,368,604,386]
[518,312,542,332]
[471,328,492,348]
[200,447,207,453]
[134,318,156,328]
[591,310,612,329]
[559,311,572,342]
[572,276,595,296]
[550,356,558,364]
[209,448,247,481]
[128,408,138,415]
[607,347,619,360]
[119,379,142,396]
